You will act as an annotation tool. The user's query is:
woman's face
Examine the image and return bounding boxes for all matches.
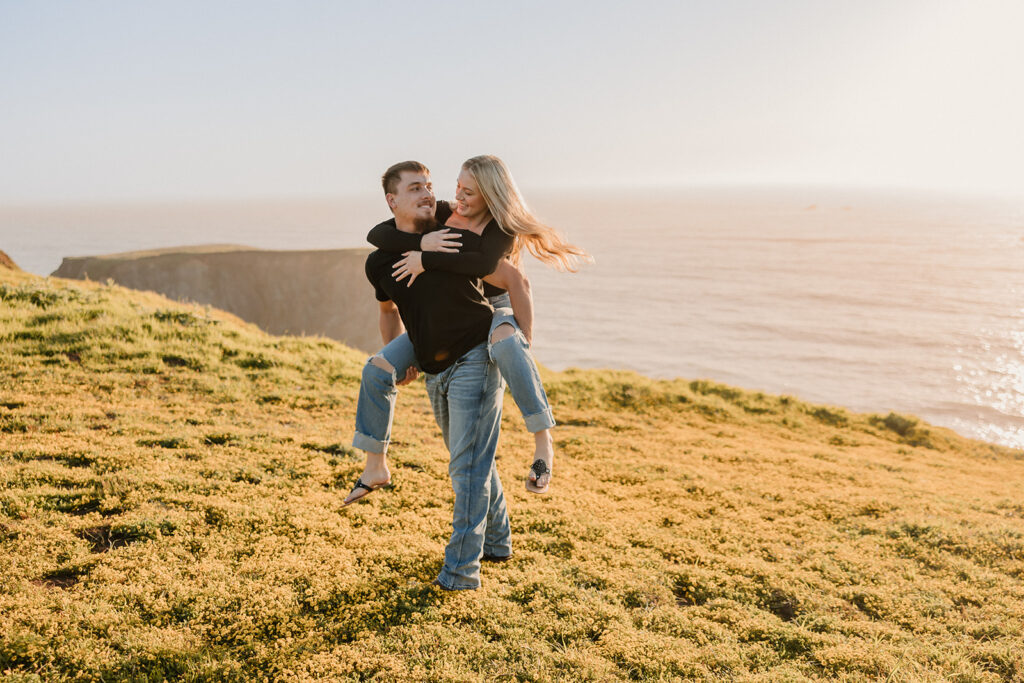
[454,169,488,219]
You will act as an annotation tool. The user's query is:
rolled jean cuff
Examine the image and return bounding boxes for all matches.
[435,570,479,591]
[352,431,387,454]
[523,407,556,433]
[483,543,512,557]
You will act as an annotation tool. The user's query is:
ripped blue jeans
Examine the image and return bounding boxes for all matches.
[352,293,555,454]
[427,342,510,589]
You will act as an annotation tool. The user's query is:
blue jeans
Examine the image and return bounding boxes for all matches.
[486,293,556,433]
[352,293,555,454]
[426,343,510,589]
[352,332,420,454]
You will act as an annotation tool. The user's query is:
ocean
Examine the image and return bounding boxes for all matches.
[3,188,1023,449]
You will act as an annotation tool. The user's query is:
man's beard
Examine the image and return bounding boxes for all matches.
[412,214,435,234]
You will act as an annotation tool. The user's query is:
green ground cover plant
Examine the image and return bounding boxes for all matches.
[1,268,1022,681]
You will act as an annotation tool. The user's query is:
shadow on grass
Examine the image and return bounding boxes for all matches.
[299,573,448,644]
[37,490,104,516]
[33,559,98,589]
[76,520,177,553]
[96,647,234,682]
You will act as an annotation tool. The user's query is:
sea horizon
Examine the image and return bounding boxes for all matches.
[5,181,1024,277]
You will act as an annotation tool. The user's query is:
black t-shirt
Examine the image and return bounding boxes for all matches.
[365,238,494,374]
[366,201,514,298]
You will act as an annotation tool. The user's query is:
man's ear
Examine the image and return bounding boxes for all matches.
[386,193,397,210]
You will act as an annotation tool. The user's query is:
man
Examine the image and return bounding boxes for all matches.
[358,160,511,590]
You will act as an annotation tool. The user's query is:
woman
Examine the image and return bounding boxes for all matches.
[345,155,588,505]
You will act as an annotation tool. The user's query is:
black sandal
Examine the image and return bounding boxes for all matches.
[342,477,391,507]
[525,459,551,494]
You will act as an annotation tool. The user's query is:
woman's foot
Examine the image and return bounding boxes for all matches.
[342,453,391,506]
[341,476,392,507]
[526,431,553,494]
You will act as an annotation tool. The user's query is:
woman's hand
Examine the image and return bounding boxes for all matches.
[392,251,425,286]
[518,319,533,345]
[483,260,535,343]
[397,367,419,386]
[420,228,462,253]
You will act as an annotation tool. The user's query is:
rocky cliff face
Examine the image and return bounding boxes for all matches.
[0,250,20,270]
[52,246,380,352]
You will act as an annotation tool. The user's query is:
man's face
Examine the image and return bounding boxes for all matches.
[388,171,435,225]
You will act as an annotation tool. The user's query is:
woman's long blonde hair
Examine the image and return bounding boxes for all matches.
[462,155,590,271]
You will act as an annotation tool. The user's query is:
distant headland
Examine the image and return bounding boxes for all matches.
[51,245,380,352]
[0,249,21,271]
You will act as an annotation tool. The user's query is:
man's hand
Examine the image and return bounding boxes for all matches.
[392,251,426,286]
[420,228,462,253]
[396,367,420,386]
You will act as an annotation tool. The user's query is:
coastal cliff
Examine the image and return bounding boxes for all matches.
[0,250,20,271]
[52,245,379,352]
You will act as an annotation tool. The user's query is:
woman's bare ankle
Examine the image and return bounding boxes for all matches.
[360,451,391,485]
[533,430,553,456]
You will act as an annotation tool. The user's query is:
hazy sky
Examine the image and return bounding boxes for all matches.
[2,0,1022,202]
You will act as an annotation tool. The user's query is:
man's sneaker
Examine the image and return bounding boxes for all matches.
[482,553,512,563]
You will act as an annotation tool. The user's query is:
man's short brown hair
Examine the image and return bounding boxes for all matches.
[382,161,430,195]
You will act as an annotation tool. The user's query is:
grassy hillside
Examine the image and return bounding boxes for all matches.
[1,266,1022,682]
